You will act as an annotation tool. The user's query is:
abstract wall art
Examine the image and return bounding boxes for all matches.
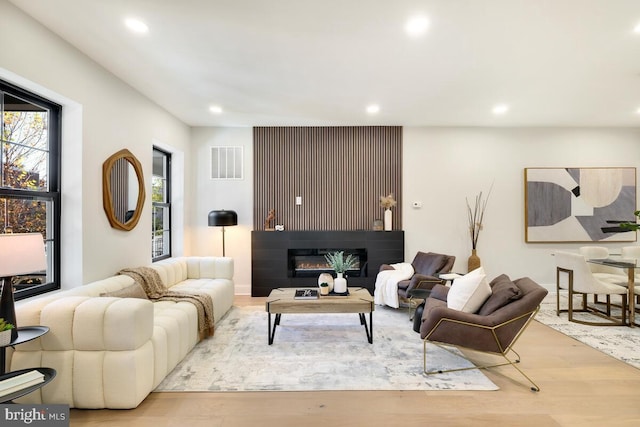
[525,167,637,242]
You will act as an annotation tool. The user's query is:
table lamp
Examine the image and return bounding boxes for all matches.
[0,233,47,341]
[208,210,238,256]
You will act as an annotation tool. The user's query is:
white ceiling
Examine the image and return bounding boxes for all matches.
[9,0,640,127]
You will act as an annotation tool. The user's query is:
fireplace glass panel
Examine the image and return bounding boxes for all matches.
[288,248,367,278]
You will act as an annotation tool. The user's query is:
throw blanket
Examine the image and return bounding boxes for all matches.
[374,263,415,308]
[118,267,215,340]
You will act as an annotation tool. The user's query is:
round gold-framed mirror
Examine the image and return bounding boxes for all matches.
[102,148,146,231]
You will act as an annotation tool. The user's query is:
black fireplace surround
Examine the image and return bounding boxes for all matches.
[251,230,404,296]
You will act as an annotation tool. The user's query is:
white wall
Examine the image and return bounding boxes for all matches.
[190,127,253,294]
[188,126,640,292]
[0,2,191,286]
[403,127,640,286]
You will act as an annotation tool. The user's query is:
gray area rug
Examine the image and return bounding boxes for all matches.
[536,293,640,369]
[155,305,499,392]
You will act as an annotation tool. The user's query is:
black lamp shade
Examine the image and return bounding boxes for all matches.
[208,210,238,227]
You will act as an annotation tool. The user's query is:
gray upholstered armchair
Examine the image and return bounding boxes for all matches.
[418,274,548,391]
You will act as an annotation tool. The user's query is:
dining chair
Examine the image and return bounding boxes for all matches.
[621,246,640,279]
[620,246,640,308]
[579,246,627,305]
[554,251,628,326]
[579,246,627,281]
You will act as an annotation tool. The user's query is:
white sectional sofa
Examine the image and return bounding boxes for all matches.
[9,256,234,409]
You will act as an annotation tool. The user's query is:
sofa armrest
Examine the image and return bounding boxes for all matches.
[13,296,155,409]
[16,296,154,352]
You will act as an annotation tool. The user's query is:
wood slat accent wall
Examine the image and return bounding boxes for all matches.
[253,126,402,231]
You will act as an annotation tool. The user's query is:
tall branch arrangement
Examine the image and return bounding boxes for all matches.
[466,186,493,250]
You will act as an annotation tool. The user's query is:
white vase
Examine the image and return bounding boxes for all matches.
[334,272,347,294]
[384,209,392,231]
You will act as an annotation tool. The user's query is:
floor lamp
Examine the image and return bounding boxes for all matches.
[0,233,47,342]
[208,210,238,256]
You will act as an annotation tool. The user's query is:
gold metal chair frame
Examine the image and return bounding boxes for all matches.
[556,267,627,326]
[422,307,542,392]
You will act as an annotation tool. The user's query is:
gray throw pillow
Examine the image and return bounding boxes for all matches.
[477,274,522,315]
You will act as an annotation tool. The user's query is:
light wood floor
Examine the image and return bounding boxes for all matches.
[70,296,640,427]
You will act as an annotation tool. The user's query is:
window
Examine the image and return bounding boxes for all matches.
[152,147,171,260]
[0,79,61,299]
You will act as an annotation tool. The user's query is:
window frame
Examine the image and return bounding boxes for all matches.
[152,147,171,261]
[0,79,61,300]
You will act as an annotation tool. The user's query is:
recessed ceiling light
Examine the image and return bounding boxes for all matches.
[366,104,380,114]
[492,104,510,115]
[209,105,223,114]
[636,107,640,115]
[124,18,149,34]
[634,22,640,33]
[405,15,429,37]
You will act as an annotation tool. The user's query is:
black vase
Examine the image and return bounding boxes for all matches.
[0,279,18,342]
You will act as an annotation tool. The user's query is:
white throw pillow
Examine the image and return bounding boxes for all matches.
[447,267,492,313]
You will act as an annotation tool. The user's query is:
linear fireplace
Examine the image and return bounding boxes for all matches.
[288,248,367,278]
[251,230,404,296]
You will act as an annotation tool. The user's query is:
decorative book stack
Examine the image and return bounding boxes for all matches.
[0,370,45,398]
[294,289,319,300]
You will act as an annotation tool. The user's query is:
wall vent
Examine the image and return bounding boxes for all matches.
[210,146,243,180]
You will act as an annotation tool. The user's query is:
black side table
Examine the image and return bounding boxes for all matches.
[0,326,49,375]
[0,367,56,403]
[407,288,432,321]
[0,326,55,403]
[413,301,425,333]
[439,272,463,284]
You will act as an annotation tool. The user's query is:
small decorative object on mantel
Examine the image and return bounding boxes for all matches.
[379,193,397,231]
[466,185,492,272]
[0,318,14,346]
[264,209,276,231]
[324,251,357,294]
[373,219,383,231]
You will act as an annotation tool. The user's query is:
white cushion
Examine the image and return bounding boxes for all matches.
[447,267,492,313]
